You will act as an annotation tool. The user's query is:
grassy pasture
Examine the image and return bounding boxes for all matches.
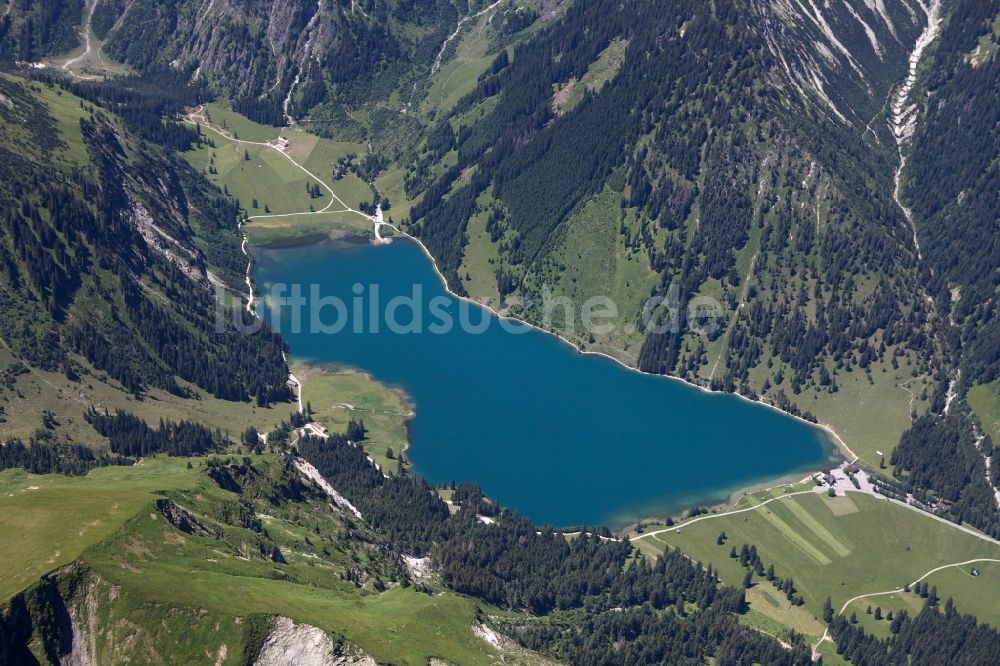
[968,379,1000,444]
[0,346,291,447]
[184,104,380,247]
[640,491,1000,640]
[0,455,511,665]
[292,363,412,473]
[0,457,198,601]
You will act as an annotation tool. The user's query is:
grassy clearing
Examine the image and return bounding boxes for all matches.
[0,457,198,600]
[1,455,510,665]
[375,164,419,221]
[805,355,931,468]
[843,591,924,638]
[419,0,544,120]
[421,17,501,118]
[922,559,1000,627]
[91,558,496,665]
[293,364,411,473]
[244,211,372,247]
[0,74,94,168]
[751,497,833,566]
[529,186,658,360]
[817,641,852,666]
[184,104,380,248]
[650,492,1000,635]
[966,13,1000,66]
[187,136,325,216]
[781,497,851,558]
[459,196,504,304]
[560,38,628,113]
[742,581,827,641]
[0,346,291,447]
[44,32,131,81]
[198,102,280,143]
[32,82,92,166]
[96,538,492,666]
[968,379,1000,444]
[78,472,498,666]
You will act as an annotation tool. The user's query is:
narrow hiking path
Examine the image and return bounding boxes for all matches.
[185,106,377,418]
[707,251,757,383]
[633,468,1000,550]
[631,488,817,542]
[810,557,1000,659]
[0,335,91,408]
[883,0,999,524]
[630,470,1000,659]
[283,0,322,126]
[404,0,507,113]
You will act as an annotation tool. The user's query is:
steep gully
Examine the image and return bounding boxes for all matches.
[888,2,999,509]
[889,0,941,261]
[61,0,99,80]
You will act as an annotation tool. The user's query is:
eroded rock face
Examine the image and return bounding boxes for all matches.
[754,0,929,126]
[253,617,375,666]
[154,499,219,539]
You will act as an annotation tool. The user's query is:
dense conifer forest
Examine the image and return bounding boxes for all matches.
[405,0,942,421]
[828,601,1000,665]
[85,408,224,458]
[878,0,1000,538]
[0,438,130,476]
[0,73,290,405]
[297,433,816,664]
[0,0,82,61]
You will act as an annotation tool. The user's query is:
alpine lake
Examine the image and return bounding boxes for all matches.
[254,237,841,529]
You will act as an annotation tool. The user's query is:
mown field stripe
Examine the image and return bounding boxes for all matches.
[783,497,852,558]
[755,504,832,566]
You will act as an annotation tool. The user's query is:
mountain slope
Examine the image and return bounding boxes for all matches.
[0,456,532,666]
[0,1,998,661]
[0,0,84,62]
[0,72,291,447]
[402,0,944,465]
[89,0,533,127]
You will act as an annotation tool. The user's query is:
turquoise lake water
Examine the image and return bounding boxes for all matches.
[254,238,840,528]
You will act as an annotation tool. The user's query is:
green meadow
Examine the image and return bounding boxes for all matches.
[968,379,1000,444]
[0,345,292,447]
[635,489,1000,643]
[0,455,519,665]
[292,363,412,473]
[0,457,199,601]
[182,103,378,246]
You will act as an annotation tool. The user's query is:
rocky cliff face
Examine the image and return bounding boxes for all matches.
[756,0,929,129]
[91,0,468,119]
[253,617,376,666]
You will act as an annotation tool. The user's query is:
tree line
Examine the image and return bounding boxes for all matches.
[296,432,813,664]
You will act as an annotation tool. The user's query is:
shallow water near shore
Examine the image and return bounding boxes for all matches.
[254,237,841,528]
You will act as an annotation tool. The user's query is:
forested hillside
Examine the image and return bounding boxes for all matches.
[0,72,290,408]
[0,0,83,61]
[396,0,999,534]
[404,0,945,455]
[904,1,999,374]
[0,0,997,662]
[298,433,816,665]
[881,0,1000,539]
[85,0,552,132]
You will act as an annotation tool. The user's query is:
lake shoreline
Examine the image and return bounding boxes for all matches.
[366,227,855,465]
[251,230,852,528]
